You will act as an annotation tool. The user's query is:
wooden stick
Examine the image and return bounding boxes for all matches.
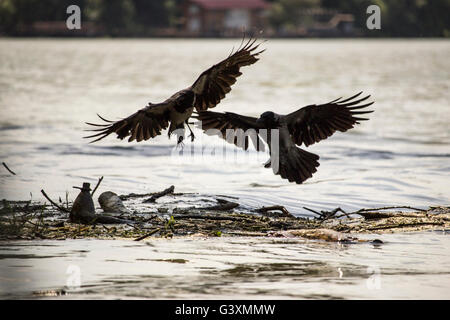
[303,206,323,216]
[91,176,104,196]
[2,162,16,175]
[172,214,248,222]
[120,186,175,201]
[307,205,427,221]
[351,206,426,213]
[257,205,291,215]
[200,199,239,211]
[134,228,160,241]
[40,189,70,213]
[143,185,175,203]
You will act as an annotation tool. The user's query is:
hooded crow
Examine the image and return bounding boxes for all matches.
[194,92,374,184]
[85,38,264,145]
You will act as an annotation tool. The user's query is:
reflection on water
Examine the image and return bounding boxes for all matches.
[0,39,449,215]
[0,232,449,299]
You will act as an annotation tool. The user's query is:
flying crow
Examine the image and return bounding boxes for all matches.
[194,92,374,184]
[85,38,264,145]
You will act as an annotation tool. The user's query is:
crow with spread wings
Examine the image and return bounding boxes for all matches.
[85,38,264,145]
[194,92,374,184]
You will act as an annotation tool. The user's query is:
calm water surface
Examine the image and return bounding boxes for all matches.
[0,232,449,300]
[0,39,449,299]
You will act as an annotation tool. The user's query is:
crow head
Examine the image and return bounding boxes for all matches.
[257,111,280,128]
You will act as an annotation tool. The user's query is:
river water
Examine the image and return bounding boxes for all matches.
[0,232,449,299]
[0,39,449,299]
[0,39,449,213]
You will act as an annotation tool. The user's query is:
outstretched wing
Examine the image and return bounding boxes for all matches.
[191,38,264,111]
[84,103,171,143]
[285,92,374,147]
[195,111,320,184]
[194,111,266,152]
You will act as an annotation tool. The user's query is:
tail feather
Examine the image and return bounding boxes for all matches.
[269,147,320,184]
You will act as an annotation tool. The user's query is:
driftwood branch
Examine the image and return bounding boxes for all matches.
[256,205,292,217]
[91,176,104,196]
[172,214,249,222]
[40,189,70,213]
[143,185,175,203]
[199,199,239,211]
[171,199,239,214]
[120,186,175,202]
[304,206,347,220]
[306,205,427,221]
[134,228,161,241]
[2,162,16,175]
[351,206,426,213]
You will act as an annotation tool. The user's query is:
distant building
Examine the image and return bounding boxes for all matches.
[183,0,270,36]
[277,8,356,37]
[302,8,355,37]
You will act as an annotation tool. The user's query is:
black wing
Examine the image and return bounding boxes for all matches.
[194,111,266,152]
[191,38,264,111]
[84,103,170,143]
[195,111,320,184]
[285,92,374,147]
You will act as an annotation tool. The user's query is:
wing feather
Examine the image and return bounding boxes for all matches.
[191,38,264,111]
[285,93,374,147]
[193,111,266,152]
[84,103,170,143]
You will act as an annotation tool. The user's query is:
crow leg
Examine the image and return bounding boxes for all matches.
[185,120,195,142]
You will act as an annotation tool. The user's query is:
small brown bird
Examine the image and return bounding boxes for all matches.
[85,38,264,145]
[194,92,374,184]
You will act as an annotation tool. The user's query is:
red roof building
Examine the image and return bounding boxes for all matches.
[183,0,270,36]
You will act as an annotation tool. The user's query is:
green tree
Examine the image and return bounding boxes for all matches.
[269,0,321,31]
[132,0,169,28]
[98,0,135,36]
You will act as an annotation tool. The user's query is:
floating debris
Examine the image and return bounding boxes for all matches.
[1,183,448,241]
[98,191,130,214]
[70,183,96,224]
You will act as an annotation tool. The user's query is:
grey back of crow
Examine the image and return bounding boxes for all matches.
[85,38,264,144]
[194,92,374,184]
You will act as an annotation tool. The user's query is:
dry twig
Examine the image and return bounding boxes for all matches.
[40,189,70,213]
[134,228,161,241]
[91,176,104,196]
